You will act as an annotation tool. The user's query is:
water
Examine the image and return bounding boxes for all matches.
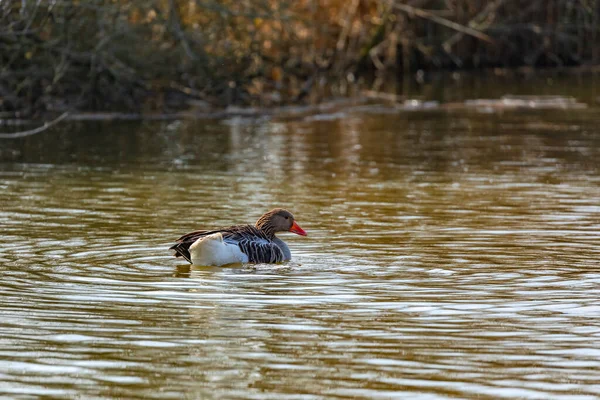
[1,88,600,398]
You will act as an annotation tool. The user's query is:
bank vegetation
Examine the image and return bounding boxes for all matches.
[1,0,598,118]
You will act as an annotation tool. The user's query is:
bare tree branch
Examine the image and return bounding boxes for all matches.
[393,2,495,44]
[0,111,69,139]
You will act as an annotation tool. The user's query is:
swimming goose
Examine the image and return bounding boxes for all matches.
[170,208,307,266]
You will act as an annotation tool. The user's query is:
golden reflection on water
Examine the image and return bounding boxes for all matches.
[0,109,600,398]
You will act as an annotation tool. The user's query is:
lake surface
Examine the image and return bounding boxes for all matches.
[1,75,600,398]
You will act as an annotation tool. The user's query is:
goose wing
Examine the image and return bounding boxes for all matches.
[229,234,286,264]
[170,225,285,264]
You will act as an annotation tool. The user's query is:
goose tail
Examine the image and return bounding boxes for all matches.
[170,241,192,263]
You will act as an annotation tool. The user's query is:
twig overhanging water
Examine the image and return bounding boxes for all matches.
[0,111,69,139]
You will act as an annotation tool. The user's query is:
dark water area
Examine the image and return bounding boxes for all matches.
[1,75,600,398]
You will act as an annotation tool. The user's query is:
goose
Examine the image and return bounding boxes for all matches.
[170,208,307,266]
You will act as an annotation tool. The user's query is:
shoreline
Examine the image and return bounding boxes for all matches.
[2,65,600,130]
[0,94,594,133]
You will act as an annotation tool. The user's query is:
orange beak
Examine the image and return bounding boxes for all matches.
[289,221,307,236]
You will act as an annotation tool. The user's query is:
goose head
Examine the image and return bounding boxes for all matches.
[255,208,307,237]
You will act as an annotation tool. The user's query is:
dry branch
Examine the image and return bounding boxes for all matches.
[392,2,495,44]
[0,111,69,139]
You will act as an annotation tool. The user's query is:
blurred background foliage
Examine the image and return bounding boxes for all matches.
[1,0,598,117]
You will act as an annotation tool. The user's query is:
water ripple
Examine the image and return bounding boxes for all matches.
[1,112,600,398]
